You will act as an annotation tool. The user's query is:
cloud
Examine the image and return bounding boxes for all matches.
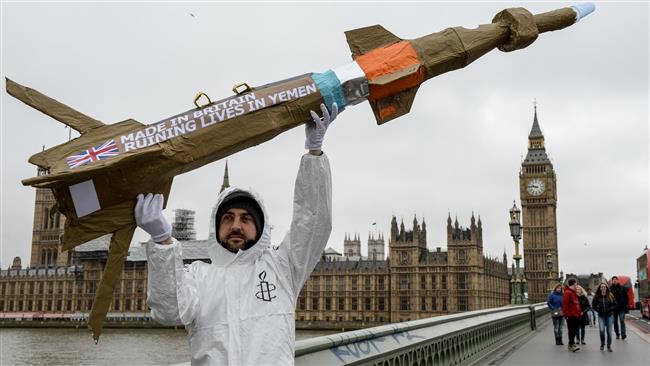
[1,2,647,279]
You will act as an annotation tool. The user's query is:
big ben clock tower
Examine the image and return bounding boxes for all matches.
[519,105,558,303]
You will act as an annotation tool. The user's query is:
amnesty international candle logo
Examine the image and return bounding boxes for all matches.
[255,270,277,302]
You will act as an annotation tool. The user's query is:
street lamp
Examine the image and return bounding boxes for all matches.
[546,252,553,292]
[509,202,521,241]
[509,201,526,304]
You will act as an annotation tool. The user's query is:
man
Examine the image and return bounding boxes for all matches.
[562,278,582,352]
[610,276,629,339]
[135,103,338,365]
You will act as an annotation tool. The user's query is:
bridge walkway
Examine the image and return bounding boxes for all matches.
[484,315,650,366]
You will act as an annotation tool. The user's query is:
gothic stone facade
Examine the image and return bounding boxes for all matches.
[1,228,150,315]
[520,107,559,303]
[2,209,509,327]
[30,173,68,269]
[0,175,151,316]
[0,256,147,316]
[3,167,509,327]
[295,215,510,327]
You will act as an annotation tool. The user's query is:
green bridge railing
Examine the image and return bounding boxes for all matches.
[295,303,549,366]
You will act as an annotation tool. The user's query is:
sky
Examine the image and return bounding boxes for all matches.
[1,2,648,280]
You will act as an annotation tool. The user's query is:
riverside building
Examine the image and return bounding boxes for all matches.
[4,136,528,327]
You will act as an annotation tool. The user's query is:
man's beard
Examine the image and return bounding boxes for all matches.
[221,232,256,253]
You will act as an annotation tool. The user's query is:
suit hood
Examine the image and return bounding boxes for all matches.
[208,186,271,265]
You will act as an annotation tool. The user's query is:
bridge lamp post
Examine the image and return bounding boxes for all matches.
[509,201,526,304]
[546,252,553,292]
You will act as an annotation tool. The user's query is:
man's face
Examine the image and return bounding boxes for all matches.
[612,278,618,285]
[218,208,258,253]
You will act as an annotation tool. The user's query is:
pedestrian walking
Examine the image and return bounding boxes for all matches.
[610,276,629,340]
[576,286,591,345]
[562,278,582,352]
[592,282,617,352]
[586,287,596,326]
[547,283,564,345]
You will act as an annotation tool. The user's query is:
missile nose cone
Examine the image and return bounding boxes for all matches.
[571,3,596,21]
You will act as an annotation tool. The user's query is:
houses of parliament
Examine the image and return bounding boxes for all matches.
[295,214,510,327]
[0,108,559,325]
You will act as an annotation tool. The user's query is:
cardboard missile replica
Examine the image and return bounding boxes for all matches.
[7,3,594,340]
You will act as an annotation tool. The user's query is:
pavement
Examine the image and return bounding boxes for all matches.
[482,314,650,366]
[627,311,650,335]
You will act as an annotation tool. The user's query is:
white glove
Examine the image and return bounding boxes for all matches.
[135,193,172,243]
[305,103,338,150]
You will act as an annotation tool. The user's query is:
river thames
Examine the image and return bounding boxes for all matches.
[0,328,334,365]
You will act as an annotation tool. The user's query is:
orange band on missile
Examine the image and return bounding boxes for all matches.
[355,41,420,79]
[379,105,397,119]
[368,68,424,101]
[355,41,424,101]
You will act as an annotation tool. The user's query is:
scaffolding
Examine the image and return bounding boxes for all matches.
[172,209,196,241]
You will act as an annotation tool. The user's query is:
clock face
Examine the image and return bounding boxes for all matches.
[527,178,545,196]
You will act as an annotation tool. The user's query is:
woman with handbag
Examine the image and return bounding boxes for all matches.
[547,283,564,345]
[592,282,617,352]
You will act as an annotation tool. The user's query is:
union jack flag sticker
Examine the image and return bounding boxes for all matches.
[66,139,120,169]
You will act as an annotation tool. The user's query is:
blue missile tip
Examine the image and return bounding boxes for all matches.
[571,3,596,21]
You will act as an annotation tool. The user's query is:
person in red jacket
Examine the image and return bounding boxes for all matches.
[562,277,583,352]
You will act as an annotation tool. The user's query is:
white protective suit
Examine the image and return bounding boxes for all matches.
[146,153,332,365]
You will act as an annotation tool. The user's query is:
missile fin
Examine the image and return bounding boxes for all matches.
[345,25,401,58]
[369,86,419,125]
[6,78,105,133]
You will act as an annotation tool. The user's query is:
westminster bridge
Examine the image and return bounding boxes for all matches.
[294,304,650,366]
